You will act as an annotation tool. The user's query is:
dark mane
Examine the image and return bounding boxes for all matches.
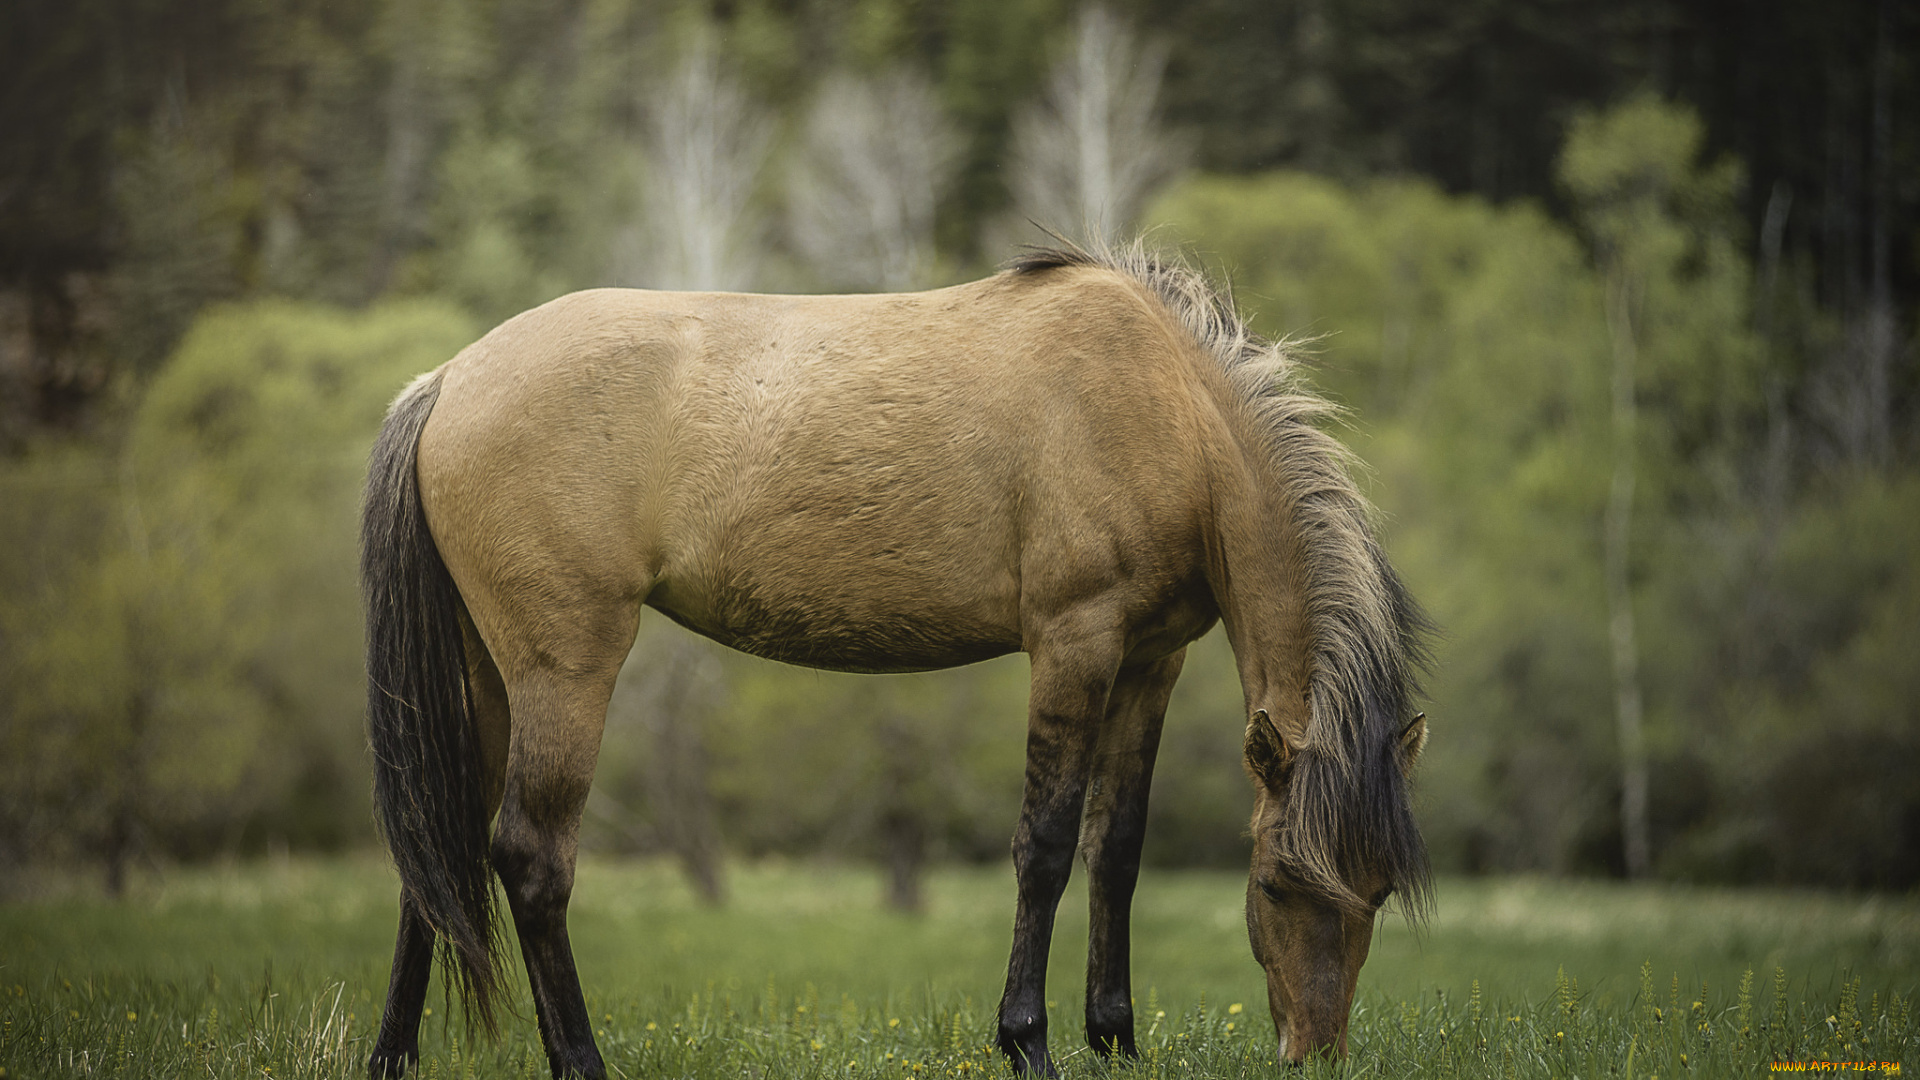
[1010,239,1436,918]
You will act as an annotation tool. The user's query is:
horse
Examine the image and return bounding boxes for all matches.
[359,241,1433,1079]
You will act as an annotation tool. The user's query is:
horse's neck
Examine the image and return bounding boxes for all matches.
[1208,453,1315,737]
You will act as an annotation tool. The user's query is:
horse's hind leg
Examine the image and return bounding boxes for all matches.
[997,631,1123,1076]
[1080,650,1184,1058]
[368,894,435,1079]
[369,613,512,1080]
[489,605,637,1080]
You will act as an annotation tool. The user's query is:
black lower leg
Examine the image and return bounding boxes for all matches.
[996,642,1120,1077]
[997,821,1078,1076]
[1082,654,1178,1060]
[997,743,1098,1076]
[369,893,436,1080]
[1084,792,1152,1058]
[495,822,604,1080]
[515,909,602,1080]
[1084,850,1143,1058]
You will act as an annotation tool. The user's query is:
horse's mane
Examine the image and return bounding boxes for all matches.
[1008,240,1435,918]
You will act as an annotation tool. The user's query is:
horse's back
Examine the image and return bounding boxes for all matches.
[418,268,1224,675]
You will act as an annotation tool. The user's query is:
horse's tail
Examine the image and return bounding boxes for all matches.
[362,368,504,1034]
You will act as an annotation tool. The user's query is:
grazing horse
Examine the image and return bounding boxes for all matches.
[361,243,1432,1079]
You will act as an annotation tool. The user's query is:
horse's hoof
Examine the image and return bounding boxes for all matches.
[997,1031,1057,1077]
[1085,1012,1137,1059]
[1087,1031,1139,1059]
[1007,1055,1058,1078]
[545,1045,607,1080]
[367,1046,418,1080]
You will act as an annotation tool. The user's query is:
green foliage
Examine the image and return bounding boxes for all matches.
[1145,97,1917,885]
[1,0,1913,901]
[1675,473,1920,885]
[3,494,265,866]
[0,300,477,872]
[1558,95,1759,479]
[425,130,579,322]
[107,119,248,375]
[591,621,1033,880]
[713,651,1031,864]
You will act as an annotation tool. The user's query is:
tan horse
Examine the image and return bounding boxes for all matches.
[360,243,1432,1079]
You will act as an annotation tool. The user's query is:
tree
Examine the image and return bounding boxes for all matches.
[6,493,264,893]
[0,299,477,884]
[616,28,773,292]
[1559,96,1752,878]
[1005,5,1190,247]
[598,623,730,905]
[789,67,958,292]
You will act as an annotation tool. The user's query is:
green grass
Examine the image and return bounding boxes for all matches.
[2,855,1915,1077]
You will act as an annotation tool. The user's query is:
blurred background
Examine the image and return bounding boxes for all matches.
[1,0,1914,906]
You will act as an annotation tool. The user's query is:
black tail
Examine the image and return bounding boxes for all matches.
[362,370,504,1034]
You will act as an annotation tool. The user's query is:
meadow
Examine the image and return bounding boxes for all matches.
[1,856,1914,1078]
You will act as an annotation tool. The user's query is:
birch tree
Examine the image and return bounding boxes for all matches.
[1560,98,1752,879]
[618,32,772,291]
[789,68,958,292]
[1006,5,1190,246]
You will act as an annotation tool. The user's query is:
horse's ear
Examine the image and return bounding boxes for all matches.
[1398,712,1428,772]
[1244,708,1295,786]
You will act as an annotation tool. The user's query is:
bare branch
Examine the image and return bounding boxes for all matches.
[616,32,772,291]
[1007,5,1192,246]
[789,68,958,292]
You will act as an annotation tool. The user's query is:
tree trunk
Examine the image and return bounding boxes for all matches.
[639,637,727,906]
[1864,0,1894,466]
[1603,268,1651,879]
[878,715,926,914]
[882,809,926,914]
[105,688,150,898]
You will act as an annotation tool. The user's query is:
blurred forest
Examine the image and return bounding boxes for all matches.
[1,0,1915,900]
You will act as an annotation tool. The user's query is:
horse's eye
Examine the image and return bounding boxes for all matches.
[1369,886,1395,910]
[1258,880,1288,904]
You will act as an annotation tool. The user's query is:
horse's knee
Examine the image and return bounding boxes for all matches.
[1013,785,1088,867]
[1079,825,1138,876]
[1010,836,1079,904]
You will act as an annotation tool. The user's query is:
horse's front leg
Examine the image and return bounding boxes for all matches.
[1080,650,1184,1059]
[997,634,1121,1076]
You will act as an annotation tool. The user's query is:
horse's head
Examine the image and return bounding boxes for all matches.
[1241,706,1428,1064]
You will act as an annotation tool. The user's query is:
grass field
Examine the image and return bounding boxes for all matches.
[1,855,1915,1078]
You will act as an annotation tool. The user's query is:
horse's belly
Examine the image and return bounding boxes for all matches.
[651,587,1020,674]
